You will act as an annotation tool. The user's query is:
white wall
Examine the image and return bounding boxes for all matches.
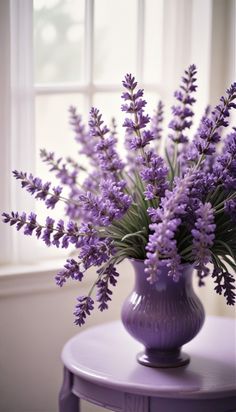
[0,260,235,412]
[0,260,134,412]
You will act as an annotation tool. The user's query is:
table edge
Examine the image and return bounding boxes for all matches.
[61,316,236,400]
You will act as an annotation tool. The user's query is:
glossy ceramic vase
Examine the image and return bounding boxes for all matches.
[121,259,205,368]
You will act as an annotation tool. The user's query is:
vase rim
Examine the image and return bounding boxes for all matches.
[129,257,192,268]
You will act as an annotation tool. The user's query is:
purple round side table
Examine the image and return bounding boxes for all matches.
[59,316,236,412]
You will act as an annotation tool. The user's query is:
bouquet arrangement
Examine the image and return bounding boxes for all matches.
[3,65,236,325]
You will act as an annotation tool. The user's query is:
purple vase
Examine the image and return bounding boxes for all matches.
[121,259,205,368]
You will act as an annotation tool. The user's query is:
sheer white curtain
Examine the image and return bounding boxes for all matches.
[0,1,12,264]
[0,0,37,264]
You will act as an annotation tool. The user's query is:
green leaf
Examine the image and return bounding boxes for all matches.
[215,240,235,258]
[121,230,147,243]
[165,147,175,182]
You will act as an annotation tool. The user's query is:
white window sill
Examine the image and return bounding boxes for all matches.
[0,258,95,297]
[0,258,64,277]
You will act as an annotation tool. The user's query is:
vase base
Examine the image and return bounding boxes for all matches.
[137,348,190,368]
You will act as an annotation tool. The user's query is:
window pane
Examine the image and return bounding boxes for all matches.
[35,93,86,175]
[143,0,164,84]
[144,91,161,116]
[34,0,85,83]
[94,0,137,84]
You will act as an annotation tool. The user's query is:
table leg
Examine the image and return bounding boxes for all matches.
[123,393,149,411]
[59,367,79,412]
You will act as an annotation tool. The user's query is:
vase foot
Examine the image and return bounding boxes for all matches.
[137,348,190,368]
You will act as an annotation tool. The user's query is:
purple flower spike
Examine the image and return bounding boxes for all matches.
[96,135,125,175]
[195,82,236,157]
[88,107,124,176]
[181,105,212,168]
[74,296,94,326]
[89,107,110,138]
[96,279,112,311]
[55,258,84,287]
[191,202,216,285]
[77,179,131,226]
[42,216,55,246]
[68,106,96,161]
[122,74,137,90]
[79,237,114,271]
[145,173,194,283]
[45,186,63,209]
[13,170,63,209]
[122,73,152,150]
[140,150,168,200]
[212,267,235,305]
[2,211,43,237]
[40,149,79,187]
[96,265,119,311]
[169,64,197,144]
[151,100,164,143]
[214,131,236,189]
[2,211,98,251]
[23,212,38,236]
[100,179,132,219]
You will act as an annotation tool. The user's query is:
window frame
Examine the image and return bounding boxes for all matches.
[34,0,162,106]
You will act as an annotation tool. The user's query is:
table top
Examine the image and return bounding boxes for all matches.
[61,316,236,400]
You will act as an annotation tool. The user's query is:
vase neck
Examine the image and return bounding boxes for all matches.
[130,259,193,293]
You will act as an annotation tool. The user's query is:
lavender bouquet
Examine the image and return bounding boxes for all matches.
[3,65,236,325]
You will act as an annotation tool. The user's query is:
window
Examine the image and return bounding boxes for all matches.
[0,0,235,265]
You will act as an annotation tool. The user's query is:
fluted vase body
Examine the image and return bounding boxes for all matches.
[121,260,205,368]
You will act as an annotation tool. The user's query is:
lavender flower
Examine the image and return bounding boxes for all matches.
[82,170,102,193]
[69,106,96,160]
[151,100,164,142]
[145,218,182,283]
[145,173,193,283]
[100,179,132,219]
[55,258,84,286]
[214,131,236,189]
[110,117,117,137]
[212,267,235,305]
[139,150,168,200]
[195,83,236,157]
[169,64,197,144]
[186,105,212,164]
[89,107,109,137]
[40,149,80,187]
[78,180,132,226]
[2,211,39,236]
[79,237,114,270]
[42,217,55,246]
[89,107,124,175]
[2,211,97,250]
[13,170,63,209]
[191,202,216,285]
[96,136,125,175]
[122,74,152,150]
[96,264,119,311]
[189,171,218,202]
[74,296,94,326]
[11,210,114,280]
